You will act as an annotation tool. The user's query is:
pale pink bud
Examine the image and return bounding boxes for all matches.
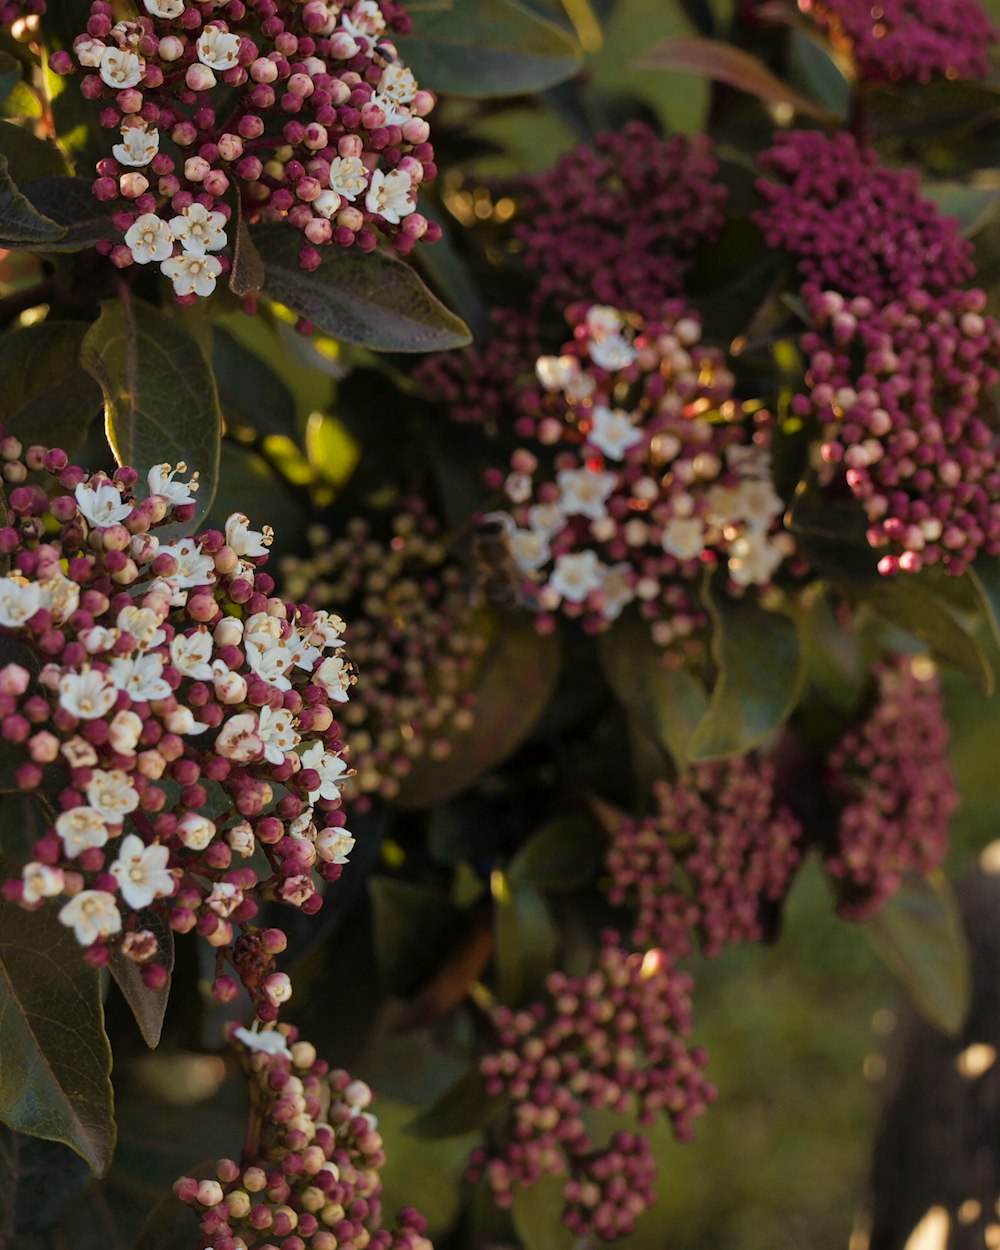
[158,35,184,61]
[28,731,60,764]
[214,669,248,704]
[185,62,217,91]
[218,132,244,161]
[0,663,30,695]
[137,749,166,779]
[250,56,278,82]
[119,172,149,198]
[184,155,210,182]
[263,972,292,1005]
[213,617,244,647]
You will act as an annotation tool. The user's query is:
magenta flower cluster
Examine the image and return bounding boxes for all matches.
[605,756,803,960]
[483,302,792,649]
[823,654,958,917]
[470,935,715,1241]
[0,435,354,1016]
[49,0,438,298]
[797,0,997,83]
[177,1024,432,1250]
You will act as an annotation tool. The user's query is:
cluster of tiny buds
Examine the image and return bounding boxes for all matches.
[49,0,439,298]
[470,935,715,1240]
[279,506,483,806]
[176,1021,432,1249]
[0,433,356,1015]
[796,0,998,83]
[605,755,803,960]
[823,653,958,917]
[483,302,793,651]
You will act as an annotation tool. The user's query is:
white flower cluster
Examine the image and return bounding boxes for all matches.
[124,202,227,297]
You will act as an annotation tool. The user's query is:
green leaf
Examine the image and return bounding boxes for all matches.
[0,152,65,245]
[394,0,582,96]
[0,1126,91,1234]
[8,176,116,252]
[228,200,265,298]
[798,584,865,710]
[0,119,67,186]
[922,180,1000,236]
[508,815,602,892]
[494,876,558,1006]
[511,1173,576,1250]
[369,877,462,996]
[688,591,803,762]
[862,577,993,694]
[0,898,115,1174]
[81,296,222,524]
[253,225,471,352]
[373,1098,474,1235]
[212,326,297,439]
[108,912,173,1049]
[787,29,850,119]
[969,555,1000,651]
[598,610,708,766]
[0,51,20,106]
[0,321,102,455]
[405,1063,506,1139]
[393,614,561,809]
[860,871,970,1036]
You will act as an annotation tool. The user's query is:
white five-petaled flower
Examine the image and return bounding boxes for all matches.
[313,655,353,703]
[370,91,409,127]
[109,653,172,702]
[168,203,228,256]
[113,123,160,168]
[233,1024,292,1058]
[328,155,369,201]
[257,704,302,765]
[586,305,625,337]
[56,806,110,857]
[556,467,617,520]
[510,528,551,573]
[547,550,604,603]
[38,571,80,624]
[170,628,215,678]
[527,502,566,537]
[99,46,145,90]
[117,605,165,651]
[588,335,636,370]
[225,512,272,558]
[73,36,105,67]
[305,610,347,650]
[214,712,263,762]
[0,576,41,628]
[59,889,122,946]
[124,213,174,265]
[110,834,175,909]
[299,741,349,801]
[86,768,140,825]
[196,24,242,71]
[75,479,133,527]
[59,669,118,720]
[377,63,417,105]
[148,461,200,505]
[143,0,184,16]
[588,406,644,460]
[22,862,65,904]
[316,827,355,864]
[728,531,785,587]
[661,515,707,561]
[158,537,217,590]
[364,168,414,224]
[160,252,223,298]
[342,0,386,37]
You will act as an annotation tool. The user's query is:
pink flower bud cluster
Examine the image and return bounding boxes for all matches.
[793,286,1000,575]
[823,654,958,917]
[605,756,803,960]
[755,131,975,306]
[797,0,997,83]
[176,1023,432,1250]
[279,505,484,807]
[513,123,728,319]
[469,937,715,1240]
[50,0,438,298]
[0,434,355,1015]
[483,302,793,649]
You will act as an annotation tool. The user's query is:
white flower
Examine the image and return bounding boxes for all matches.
[289,808,315,838]
[109,709,144,754]
[171,628,215,678]
[225,512,272,558]
[599,562,635,621]
[113,124,159,168]
[661,516,706,561]
[227,820,255,857]
[378,64,417,105]
[547,550,604,603]
[370,91,409,127]
[124,213,174,265]
[527,503,566,537]
[86,769,140,824]
[168,203,227,256]
[588,406,644,460]
[74,36,105,67]
[299,741,349,801]
[177,812,217,850]
[0,576,41,627]
[244,618,295,690]
[59,670,117,720]
[364,168,414,224]
[316,827,355,864]
[56,807,110,857]
[535,354,579,393]
[81,625,118,654]
[75,479,133,527]
[109,653,172,702]
[328,155,368,201]
[212,663,248,705]
[728,531,784,587]
[233,1024,291,1058]
[59,890,122,946]
[38,571,80,624]
[588,335,636,370]
[288,627,322,673]
[342,0,385,37]
[148,462,200,505]
[117,605,165,651]
[22,862,65,904]
[160,252,223,298]
[313,189,342,219]
[158,537,217,590]
[164,705,210,735]
[306,610,347,650]
[205,881,242,917]
[214,712,263,762]
[510,528,551,573]
[110,834,174,909]
[313,655,353,702]
[196,25,241,71]
[61,736,98,768]
[257,704,301,765]
[557,467,617,520]
[586,305,625,337]
[143,0,184,16]
[100,46,144,90]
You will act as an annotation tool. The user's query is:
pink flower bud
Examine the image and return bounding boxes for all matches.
[217,132,244,162]
[185,62,217,91]
[184,155,210,182]
[158,34,184,61]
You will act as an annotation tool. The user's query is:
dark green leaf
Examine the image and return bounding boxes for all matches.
[494,876,558,1005]
[0,152,65,245]
[394,0,582,97]
[511,1173,576,1250]
[799,585,865,710]
[0,898,115,1173]
[0,119,67,186]
[922,180,1000,236]
[0,1126,91,1234]
[861,871,970,1036]
[405,1063,506,1139]
[369,877,462,996]
[415,203,490,342]
[229,200,265,298]
[508,815,602,892]
[81,296,222,524]
[9,176,116,251]
[0,51,20,106]
[787,29,850,119]
[0,321,102,455]
[969,555,1000,651]
[253,224,471,352]
[688,591,803,762]
[134,1191,204,1250]
[108,912,173,1049]
[212,326,297,439]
